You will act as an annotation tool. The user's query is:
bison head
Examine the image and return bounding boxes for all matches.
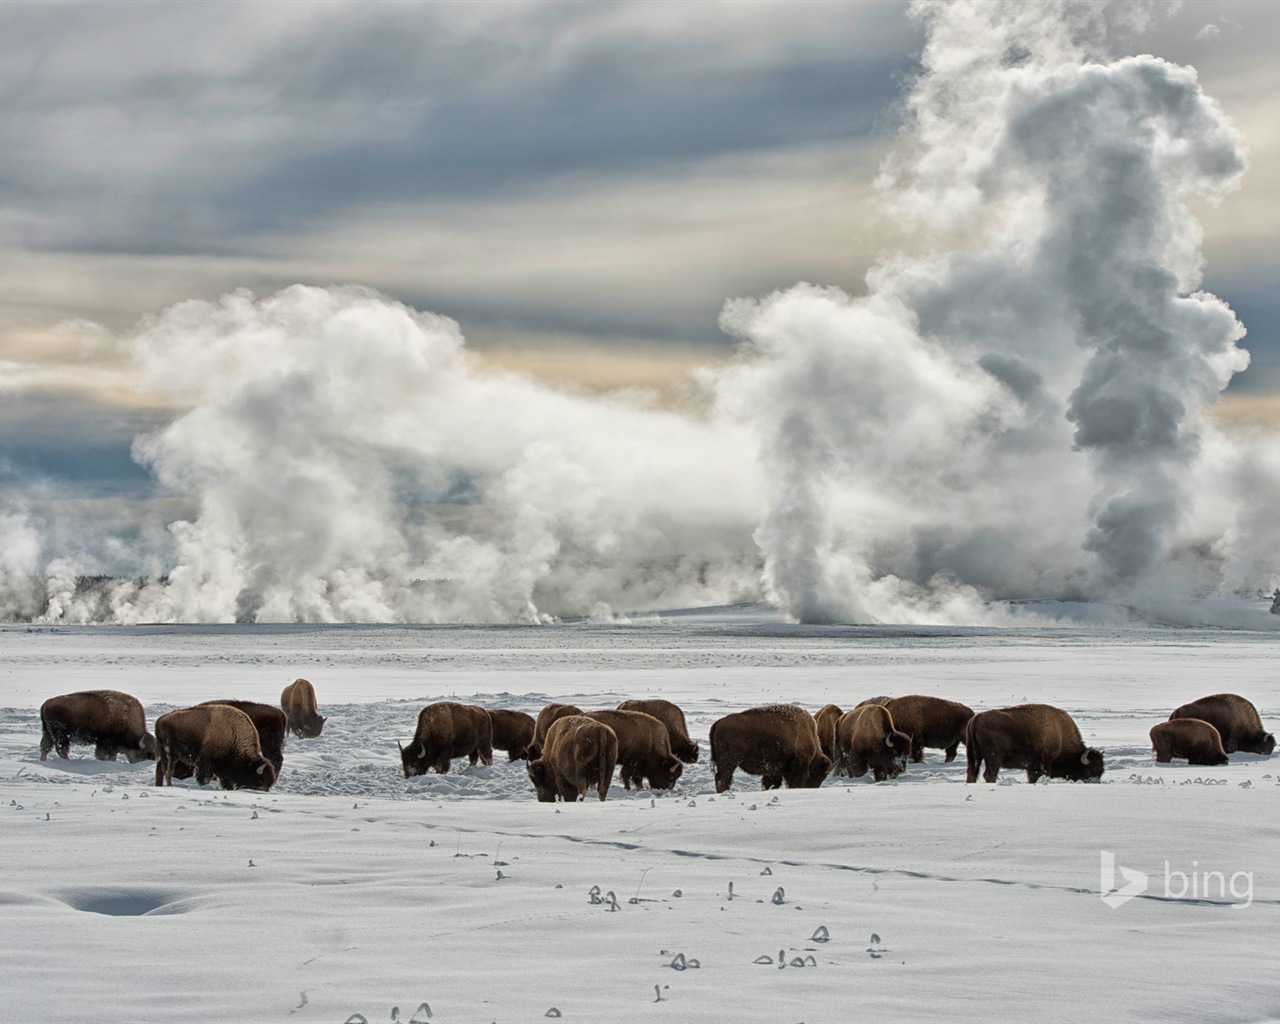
[646,755,684,790]
[128,732,159,763]
[526,760,558,802]
[301,714,326,739]
[672,738,700,764]
[802,752,833,788]
[399,738,430,778]
[1257,732,1276,756]
[1070,747,1105,782]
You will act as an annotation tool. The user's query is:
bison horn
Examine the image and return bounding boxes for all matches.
[885,735,894,748]
[257,763,267,775]
[1080,750,1091,764]
[397,739,404,754]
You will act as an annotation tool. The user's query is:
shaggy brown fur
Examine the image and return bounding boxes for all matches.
[1169,694,1275,755]
[400,702,494,777]
[709,705,831,793]
[617,698,699,763]
[883,695,974,763]
[527,715,619,802]
[528,703,584,760]
[1150,718,1229,766]
[155,705,276,791]
[813,704,844,764]
[487,709,537,761]
[280,678,326,738]
[40,690,156,763]
[966,704,1104,784]
[193,701,287,774]
[581,709,683,790]
[855,696,893,708]
[834,704,911,782]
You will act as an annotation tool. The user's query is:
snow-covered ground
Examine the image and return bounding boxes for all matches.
[2,607,1279,1023]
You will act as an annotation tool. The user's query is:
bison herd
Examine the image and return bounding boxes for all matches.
[36,684,1275,801]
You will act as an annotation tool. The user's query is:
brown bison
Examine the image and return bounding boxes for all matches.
[617,698,699,763]
[527,703,584,760]
[155,704,276,791]
[399,702,494,777]
[1150,719,1229,766]
[184,701,287,775]
[966,704,1104,784]
[834,704,911,782]
[487,709,537,761]
[813,704,844,764]
[40,690,157,763]
[581,709,683,790]
[527,715,618,802]
[709,705,831,793]
[1169,694,1275,755]
[280,678,326,738]
[883,695,974,763]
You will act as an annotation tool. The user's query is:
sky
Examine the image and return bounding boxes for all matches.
[2,0,1280,622]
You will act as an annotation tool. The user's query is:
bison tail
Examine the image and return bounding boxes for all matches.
[964,716,980,784]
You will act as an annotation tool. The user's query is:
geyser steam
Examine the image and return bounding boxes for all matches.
[3,0,1276,626]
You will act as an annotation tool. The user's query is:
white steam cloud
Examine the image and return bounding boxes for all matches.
[4,0,1278,626]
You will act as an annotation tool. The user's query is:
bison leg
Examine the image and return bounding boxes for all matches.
[713,762,735,794]
[981,761,999,783]
[910,742,924,764]
[57,737,72,759]
[944,743,959,763]
[479,740,493,766]
[1154,750,1171,763]
[39,726,53,761]
[155,757,166,787]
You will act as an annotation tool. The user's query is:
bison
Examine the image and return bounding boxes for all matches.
[813,704,844,765]
[527,703,584,760]
[527,715,618,802]
[709,705,831,793]
[617,698,699,763]
[399,702,494,777]
[39,690,156,763]
[183,700,287,776]
[834,704,911,782]
[1169,694,1275,755]
[883,695,974,763]
[581,709,683,790]
[280,678,326,738]
[1150,718,1229,766]
[966,704,1104,784]
[487,709,537,761]
[155,704,276,791]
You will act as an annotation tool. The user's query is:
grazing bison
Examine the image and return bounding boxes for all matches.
[966,704,1104,784]
[155,705,276,791]
[835,704,911,782]
[399,702,494,777]
[581,709,683,790]
[1169,694,1275,755]
[280,678,326,738]
[487,709,537,761]
[40,690,156,763]
[528,703,584,760]
[813,704,844,765]
[527,715,618,802]
[186,701,287,775]
[709,705,831,793]
[883,695,974,763]
[1150,719,1229,766]
[617,698,699,763]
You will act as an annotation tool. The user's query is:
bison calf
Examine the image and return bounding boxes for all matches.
[400,702,494,777]
[1169,694,1275,755]
[280,678,326,738]
[835,704,912,782]
[617,698,699,763]
[40,690,157,763]
[155,705,276,791]
[1150,719,1228,766]
[966,704,1103,784]
[710,705,831,792]
[527,715,618,802]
